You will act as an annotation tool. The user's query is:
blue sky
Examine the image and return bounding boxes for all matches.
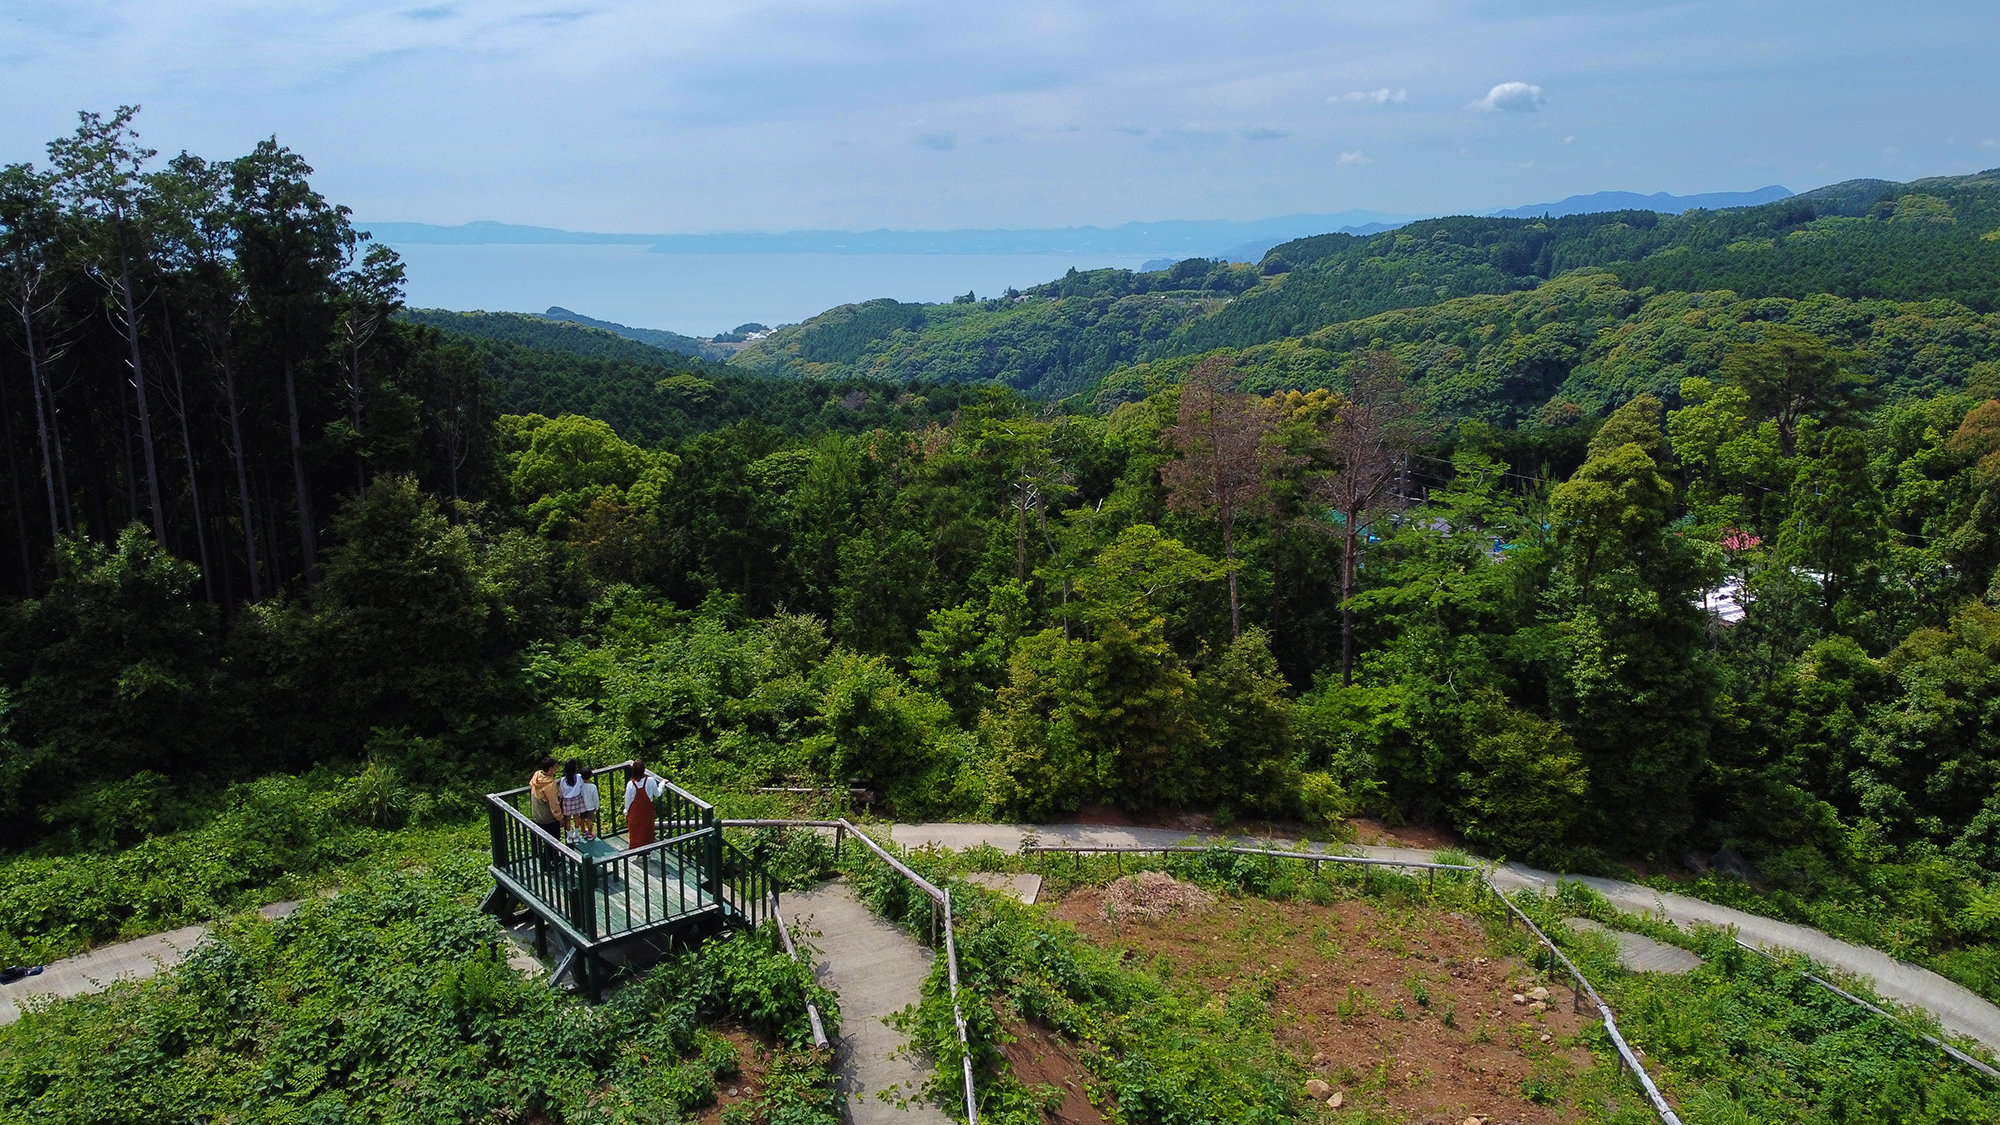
[4,1,1997,232]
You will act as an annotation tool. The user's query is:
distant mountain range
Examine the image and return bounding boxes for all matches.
[1489,186,1794,219]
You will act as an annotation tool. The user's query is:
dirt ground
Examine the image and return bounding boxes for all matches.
[693,1027,774,1125]
[1048,884,1598,1124]
[1347,817,1462,852]
[1064,805,1462,854]
[1002,1020,1111,1125]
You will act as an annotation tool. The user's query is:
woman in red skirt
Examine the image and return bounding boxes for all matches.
[623,759,664,847]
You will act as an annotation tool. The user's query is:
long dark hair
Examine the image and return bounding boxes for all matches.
[626,759,648,784]
[563,758,582,784]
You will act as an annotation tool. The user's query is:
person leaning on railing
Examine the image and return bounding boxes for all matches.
[528,755,565,872]
[624,760,665,848]
[529,756,563,835]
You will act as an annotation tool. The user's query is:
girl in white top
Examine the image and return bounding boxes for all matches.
[558,761,597,843]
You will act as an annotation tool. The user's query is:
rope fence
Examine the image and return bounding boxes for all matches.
[765,893,829,1050]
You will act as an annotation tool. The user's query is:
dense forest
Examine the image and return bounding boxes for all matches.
[8,110,2000,1013]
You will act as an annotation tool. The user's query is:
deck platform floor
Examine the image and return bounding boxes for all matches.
[497,831,713,939]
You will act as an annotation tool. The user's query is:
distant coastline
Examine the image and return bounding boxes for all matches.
[357,211,1412,259]
[360,186,1796,264]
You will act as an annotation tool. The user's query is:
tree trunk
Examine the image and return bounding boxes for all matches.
[261,472,286,588]
[1015,485,1028,583]
[349,343,366,492]
[47,365,73,536]
[160,313,215,602]
[282,357,316,582]
[1221,503,1240,640]
[219,350,261,602]
[1,372,35,594]
[117,258,168,548]
[17,300,61,539]
[118,370,140,526]
[1340,518,1358,687]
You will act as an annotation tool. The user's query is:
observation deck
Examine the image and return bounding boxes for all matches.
[481,762,773,997]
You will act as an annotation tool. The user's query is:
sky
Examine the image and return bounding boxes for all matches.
[4,0,1999,234]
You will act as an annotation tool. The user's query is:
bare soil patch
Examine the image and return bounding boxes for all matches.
[1002,1020,1111,1125]
[1349,817,1461,851]
[1051,887,1595,1124]
[693,1027,774,1125]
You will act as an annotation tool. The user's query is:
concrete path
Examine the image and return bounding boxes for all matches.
[1565,917,1702,975]
[0,924,208,1025]
[889,821,2000,1053]
[962,873,1042,904]
[786,880,951,1125]
[0,901,304,1026]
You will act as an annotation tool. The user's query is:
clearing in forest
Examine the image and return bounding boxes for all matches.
[1050,876,1612,1124]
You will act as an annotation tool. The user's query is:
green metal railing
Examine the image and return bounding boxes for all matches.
[486,762,768,945]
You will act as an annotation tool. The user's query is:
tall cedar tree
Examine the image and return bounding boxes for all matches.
[48,108,170,550]
[1161,357,1278,639]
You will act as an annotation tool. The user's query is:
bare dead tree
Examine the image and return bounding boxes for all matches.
[1313,352,1425,686]
[1162,357,1284,640]
[158,307,215,602]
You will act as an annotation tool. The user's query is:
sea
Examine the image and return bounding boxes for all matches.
[382,243,1161,337]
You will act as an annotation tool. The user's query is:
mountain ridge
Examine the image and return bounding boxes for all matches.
[1490,185,1794,219]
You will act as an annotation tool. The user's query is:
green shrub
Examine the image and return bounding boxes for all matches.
[0,857,841,1125]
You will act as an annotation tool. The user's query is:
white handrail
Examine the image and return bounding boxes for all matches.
[766,892,830,1050]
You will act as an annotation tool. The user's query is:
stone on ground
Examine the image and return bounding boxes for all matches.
[963,872,1042,904]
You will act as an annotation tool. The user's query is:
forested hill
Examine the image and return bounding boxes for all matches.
[455,331,988,447]
[1094,270,2000,426]
[724,170,2000,400]
[726,258,1262,398]
[401,307,728,362]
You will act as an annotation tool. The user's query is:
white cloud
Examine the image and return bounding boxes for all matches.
[1469,81,1544,112]
[1563,134,1575,144]
[1982,138,1998,149]
[1338,150,1373,165]
[1241,125,1288,141]
[1331,87,1406,105]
